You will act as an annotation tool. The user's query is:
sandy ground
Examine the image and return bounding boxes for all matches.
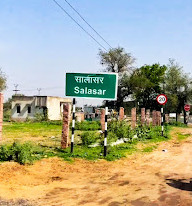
[1,127,192,206]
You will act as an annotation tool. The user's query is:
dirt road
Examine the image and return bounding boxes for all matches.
[1,127,192,206]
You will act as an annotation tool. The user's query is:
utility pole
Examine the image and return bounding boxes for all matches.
[13,84,20,95]
[37,88,41,96]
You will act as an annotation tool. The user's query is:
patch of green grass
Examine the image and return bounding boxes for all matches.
[73,121,101,131]
[55,146,102,161]
[3,122,62,139]
[55,141,138,162]
[142,145,157,153]
[105,144,138,161]
[166,121,188,127]
[177,133,191,141]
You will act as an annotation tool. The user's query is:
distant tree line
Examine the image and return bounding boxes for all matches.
[1,47,192,121]
[99,47,192,116]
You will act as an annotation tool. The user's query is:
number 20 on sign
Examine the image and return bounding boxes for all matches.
[156,94,168,105]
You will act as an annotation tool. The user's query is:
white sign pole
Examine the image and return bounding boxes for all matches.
[161,107,164,136]
[71,98,76,153]
[157,94,167,137]
[104,101,108,157]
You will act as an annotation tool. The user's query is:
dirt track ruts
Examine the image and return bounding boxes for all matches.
[0,127,192,206]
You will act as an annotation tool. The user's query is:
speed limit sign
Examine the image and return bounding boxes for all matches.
[156,94,168,105]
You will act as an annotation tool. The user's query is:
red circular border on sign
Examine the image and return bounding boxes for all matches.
[184,105,190,111]
[156,94,168,105]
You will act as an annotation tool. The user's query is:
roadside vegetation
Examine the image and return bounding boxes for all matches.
[0,120,184,164]
[1,47,191,165]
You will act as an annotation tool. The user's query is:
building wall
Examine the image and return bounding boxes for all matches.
[11,96,43,121]
[11,96,72,121]
[47,97,61,120]
[76,112,85,122]
[47,97,71,120]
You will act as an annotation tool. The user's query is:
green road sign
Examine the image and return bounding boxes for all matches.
[65,72,118,100]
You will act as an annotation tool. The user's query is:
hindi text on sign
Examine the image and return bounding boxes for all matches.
[75,76,104,84]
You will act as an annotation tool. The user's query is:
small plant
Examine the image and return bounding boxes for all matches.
[107,132,118,144]
[134,126,153,140]
[81,132,99,146]
[34,110,48,122]
[108,120,133,140]
[0,145,12,161]
[3,110,11,122]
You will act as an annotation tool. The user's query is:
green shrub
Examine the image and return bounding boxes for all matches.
[0,142,45,164]
[134,125,169,141]
[81,132,99,146]
[107,132,118,144]
[3,110,11,122]
[107,120,169,143]
[108,120,133,139]
[12,142,34,164]
[134,126,153,140]
[0,145,12,161]
[34,112,48,122]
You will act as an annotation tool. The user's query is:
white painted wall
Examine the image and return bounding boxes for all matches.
[11,96,72,121]
[47,97,71,120]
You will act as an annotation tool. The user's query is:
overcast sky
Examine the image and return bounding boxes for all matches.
[0,0,192,106]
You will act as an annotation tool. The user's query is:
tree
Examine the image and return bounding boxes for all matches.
[164,59,192,122]
[0,68,8,119]
[130,64,167,109]
[0,69,7,91]
[99,47,135,73]
[3,98,12,121]
[98,47,136,109]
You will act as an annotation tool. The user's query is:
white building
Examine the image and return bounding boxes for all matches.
[11,95,72,121]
